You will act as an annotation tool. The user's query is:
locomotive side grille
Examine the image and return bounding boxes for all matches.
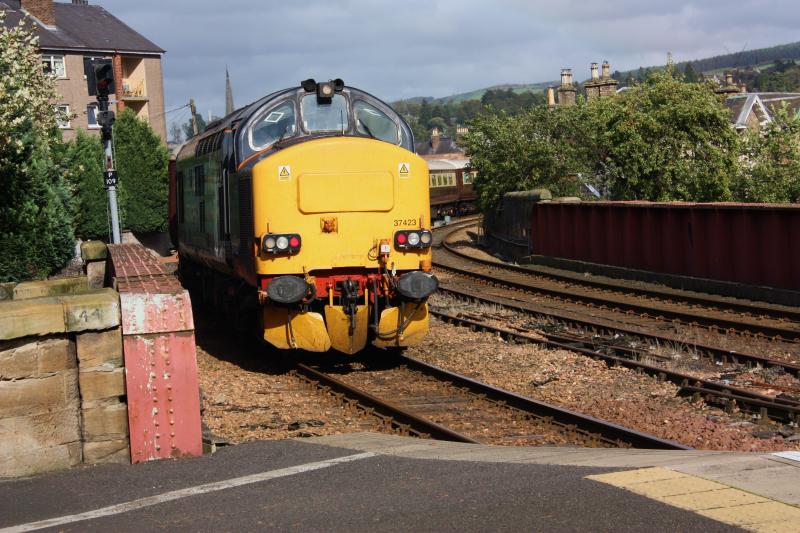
[238,176,253,257]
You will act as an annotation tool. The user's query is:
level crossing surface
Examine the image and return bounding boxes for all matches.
[3,435,785,532]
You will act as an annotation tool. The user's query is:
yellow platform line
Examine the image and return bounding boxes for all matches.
[587,467,800,533]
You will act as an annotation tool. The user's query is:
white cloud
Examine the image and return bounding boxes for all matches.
[95,0,800,130]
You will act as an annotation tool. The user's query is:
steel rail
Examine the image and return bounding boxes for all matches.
[294,363,479,443]
[437,284,800,378]
[437,221,800,324]
[391,353,691,450]
[430,309,800,424]
[435,245,800,341]
[295,358,688,449]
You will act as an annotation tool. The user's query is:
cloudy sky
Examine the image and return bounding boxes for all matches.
[97,0,800,131]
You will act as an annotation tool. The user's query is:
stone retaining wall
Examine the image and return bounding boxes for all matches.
[0,278,128,477]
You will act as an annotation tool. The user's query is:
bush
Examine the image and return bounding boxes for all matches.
[0,13,74,282]
[113,108,169,233]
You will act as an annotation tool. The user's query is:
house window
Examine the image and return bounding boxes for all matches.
[55,105,70,129]
[86,104,100,128]
[42,55,66,78]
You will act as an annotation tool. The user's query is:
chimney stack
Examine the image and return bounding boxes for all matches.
[547,87,556,108]
[586,60,619,100]
[20,1,56,26]
[72,0,88,5]
[430,128,440,151]
[557,69,576,107]
[725,72,734,86]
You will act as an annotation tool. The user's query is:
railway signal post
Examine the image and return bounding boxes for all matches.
[93,61,122,244]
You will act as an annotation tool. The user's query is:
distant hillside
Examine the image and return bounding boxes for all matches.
[621,41,800,79]
[398,40,800,106]
[399,82,556,105]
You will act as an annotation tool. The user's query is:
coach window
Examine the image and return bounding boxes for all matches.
[249,101,296,151]
[354,101,399,144]
[301,94,348,132]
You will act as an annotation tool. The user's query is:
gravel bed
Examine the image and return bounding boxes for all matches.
[406,318,800,452]
[334,364,613,447]
[430,291,800,397]
[195,321,381,444]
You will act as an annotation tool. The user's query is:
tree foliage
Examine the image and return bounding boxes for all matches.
[464,68,747,210]
[733,106,800,202]
[594,68,739,201]
[462,106,590,210]
[181,112,206,140]
[394,89,544,144]
[113,108,169,233]
[61,130,108,239]
[0,14,74,281]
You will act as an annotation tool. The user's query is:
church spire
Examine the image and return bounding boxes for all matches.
[225,67,235,115]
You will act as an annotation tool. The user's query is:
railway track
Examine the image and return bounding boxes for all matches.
[435,221,800,342]
[292,353,689,450]
[436,284,800,378]
[427,219,800,424]
[429,309,800,425]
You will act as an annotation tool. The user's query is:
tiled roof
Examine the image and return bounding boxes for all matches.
[0,1,164,54]
[415,136,464,156]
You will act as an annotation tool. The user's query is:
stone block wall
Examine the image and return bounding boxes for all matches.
[0,278,129,477]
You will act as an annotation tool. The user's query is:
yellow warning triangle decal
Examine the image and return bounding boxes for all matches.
[280,167,290,176]
[399,164,409,173]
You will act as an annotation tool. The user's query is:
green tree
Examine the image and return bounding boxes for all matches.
[462,105,590,210]
[181,112,206,139]
[733,106,800,202]
[113,109,169,233]
[61,130,108,239]
[596,68,739,201]
[0,13,74,281]
[683,62,699,83]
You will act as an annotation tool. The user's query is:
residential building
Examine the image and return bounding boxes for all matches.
[415,126,469,160]
[720,73,800,132]
[0,0,167,141]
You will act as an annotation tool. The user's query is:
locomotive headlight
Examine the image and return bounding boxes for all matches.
[276,236,289,250]
[407,232,421,246]
[264,236,277,250]
[420,231,432,246]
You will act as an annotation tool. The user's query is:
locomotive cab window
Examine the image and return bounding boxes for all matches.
[301,94,348,132]
[354,100,399,144]
[249,100,296,151]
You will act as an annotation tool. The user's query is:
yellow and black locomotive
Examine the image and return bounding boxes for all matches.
[170,79,436,353]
